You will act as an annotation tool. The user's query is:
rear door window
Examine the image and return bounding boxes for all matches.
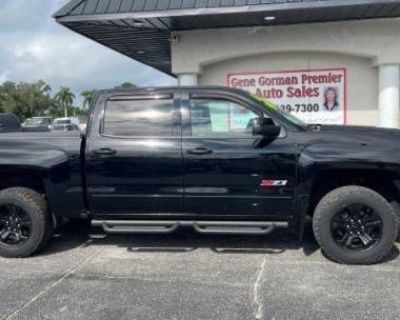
[103,98,175,137]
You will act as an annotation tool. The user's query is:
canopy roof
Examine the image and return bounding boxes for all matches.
[54,0,400,75]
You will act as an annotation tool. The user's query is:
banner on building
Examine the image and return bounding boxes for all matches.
[227,68,347,124]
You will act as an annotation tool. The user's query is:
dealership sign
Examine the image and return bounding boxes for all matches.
[227,68,347,124]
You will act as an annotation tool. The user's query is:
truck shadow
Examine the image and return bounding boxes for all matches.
[43,220,399,263]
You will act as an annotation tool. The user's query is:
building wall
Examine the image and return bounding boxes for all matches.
[200,52,378,126]
[172,18,400,127]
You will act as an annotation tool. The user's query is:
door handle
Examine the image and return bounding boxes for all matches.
[186,148,213,155]
[91,148,117,156]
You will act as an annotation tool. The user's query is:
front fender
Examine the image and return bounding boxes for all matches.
[0,143,84,218]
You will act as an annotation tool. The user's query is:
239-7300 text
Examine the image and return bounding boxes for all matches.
[280,103,320,113]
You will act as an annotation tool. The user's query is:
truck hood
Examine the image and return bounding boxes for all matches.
[308,125,400,146]
[298,124,400,164]
[317,124,400,136]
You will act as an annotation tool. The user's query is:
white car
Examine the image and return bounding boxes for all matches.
[50,117,80,132]
[52,117,79,126]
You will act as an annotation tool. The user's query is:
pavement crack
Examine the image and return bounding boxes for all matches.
[253,257,266,320]
[2,242,101,320]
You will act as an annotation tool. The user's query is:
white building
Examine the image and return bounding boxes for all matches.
[55,0,400,127]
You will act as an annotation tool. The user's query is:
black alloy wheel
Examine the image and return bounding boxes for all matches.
[0,187,53,258]
[313,186,398,264]
[331,204,382,251]
[0,203,32,246]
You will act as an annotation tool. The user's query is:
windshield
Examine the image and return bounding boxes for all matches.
[25,118,51,125]
[31,118,46,125]
[252,95,308,129]
[31,119,43,125]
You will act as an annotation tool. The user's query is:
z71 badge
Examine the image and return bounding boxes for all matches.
[260,179,288,187]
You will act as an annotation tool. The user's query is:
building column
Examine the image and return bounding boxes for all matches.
[177,73,198,86]
[379,64,400,128]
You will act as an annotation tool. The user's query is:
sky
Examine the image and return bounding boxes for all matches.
[0,0,176,104]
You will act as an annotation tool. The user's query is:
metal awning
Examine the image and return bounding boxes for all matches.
[54,0,400,75]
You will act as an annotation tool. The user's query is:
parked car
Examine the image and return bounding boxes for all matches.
[49,117,80,132]
[51,123,79,132]
[77,115,88,131]
[22,117,52,132]
[51,117,79,128]
[0,87,398,264]
[0,113,22,133]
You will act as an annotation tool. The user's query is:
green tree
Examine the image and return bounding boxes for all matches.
[81,90,96,110]
[54,87,75,118]
[114,82,137,90]
[0,81,17,114]
[0,80,54,120]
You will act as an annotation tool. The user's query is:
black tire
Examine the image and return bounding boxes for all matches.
[0,187,53,258]
[390,201,400,242]
[313,186,398,265]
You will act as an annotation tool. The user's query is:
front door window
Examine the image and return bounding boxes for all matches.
[189,98,260,138]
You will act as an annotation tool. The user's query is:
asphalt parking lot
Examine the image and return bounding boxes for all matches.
[1,222,400,320]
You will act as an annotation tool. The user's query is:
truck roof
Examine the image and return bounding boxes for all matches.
[97,86,250,97]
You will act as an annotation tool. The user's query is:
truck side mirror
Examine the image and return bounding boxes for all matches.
[252,117,281,139]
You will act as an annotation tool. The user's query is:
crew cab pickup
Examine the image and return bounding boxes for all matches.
[0,87,399,264]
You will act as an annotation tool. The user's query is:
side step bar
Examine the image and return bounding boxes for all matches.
[92,220,289,235]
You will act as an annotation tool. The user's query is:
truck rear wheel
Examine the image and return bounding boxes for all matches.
[313,186,398,264]
[0,187,53,258]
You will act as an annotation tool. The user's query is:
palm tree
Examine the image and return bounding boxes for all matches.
[54,87,75,117]
[81,90,95,110]
[36,80,51,96]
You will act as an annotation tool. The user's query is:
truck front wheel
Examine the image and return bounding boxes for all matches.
[0,187,53,258]
[313,186,398,264]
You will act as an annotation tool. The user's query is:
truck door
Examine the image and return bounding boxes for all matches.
[181,92,297,220]
[85,92,183,216]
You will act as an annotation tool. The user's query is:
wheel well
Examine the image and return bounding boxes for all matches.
[0,172,46,195]
[307,170,400,217]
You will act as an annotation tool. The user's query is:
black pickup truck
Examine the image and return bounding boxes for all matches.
[0,114,22,133]
[0,87,399,264]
